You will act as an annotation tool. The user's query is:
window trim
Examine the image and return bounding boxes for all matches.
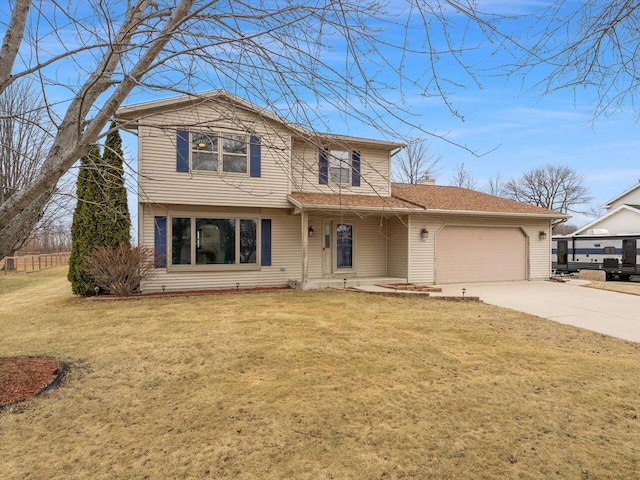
[167,212,261,272]
[328,149,351,185]
[190,130,249,175]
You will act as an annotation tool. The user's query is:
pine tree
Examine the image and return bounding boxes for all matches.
[68,145,103,295]
[102,122,131,247]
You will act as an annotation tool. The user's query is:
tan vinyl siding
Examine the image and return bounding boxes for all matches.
[408,214,551,284]
[307,214,324,279]
[356,217,388,277]
[386,215,408,278]
[291,140,391,196]
[140,204,301,292]
[137,103,292,209]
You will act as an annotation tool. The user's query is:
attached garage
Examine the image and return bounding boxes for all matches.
[435,226,527,284]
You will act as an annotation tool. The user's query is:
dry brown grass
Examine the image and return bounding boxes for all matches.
[584,280,640,297]
[1,268,639,479]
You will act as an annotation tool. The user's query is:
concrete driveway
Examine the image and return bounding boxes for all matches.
[435,280,640,343]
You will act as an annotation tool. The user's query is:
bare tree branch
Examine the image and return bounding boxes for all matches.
[392,139,442,184]
[449,162,477,189]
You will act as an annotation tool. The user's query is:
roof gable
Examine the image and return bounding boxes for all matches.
[572,204,640,235]
[602,181,640,208]
[116,89,404,150]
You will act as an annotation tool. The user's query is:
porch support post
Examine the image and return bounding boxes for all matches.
[301,210,309,285]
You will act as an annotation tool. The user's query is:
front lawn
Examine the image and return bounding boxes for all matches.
[1,268,639,479]
[584,279,640,297]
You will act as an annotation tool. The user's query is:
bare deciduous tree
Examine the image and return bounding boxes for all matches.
[0,79,63,267]
[485,172,506,197]
[553,223,578,236]
[503,164,591,226]
[0,0,513,259]
[392,139,442,184]
[518,1,640,120]
[1,0,633,259]
[449,163,477,190]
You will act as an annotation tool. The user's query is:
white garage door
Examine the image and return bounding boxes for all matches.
[436,227,526,284]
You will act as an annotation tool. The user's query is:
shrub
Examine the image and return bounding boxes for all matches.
[84,245,155,297]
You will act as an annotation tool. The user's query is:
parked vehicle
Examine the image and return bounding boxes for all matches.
[552,230,640,280]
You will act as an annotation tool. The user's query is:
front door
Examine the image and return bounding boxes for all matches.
[622,239,637,272]
[322,220,355,275]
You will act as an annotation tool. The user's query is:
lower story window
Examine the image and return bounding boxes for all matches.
[171,215,258,267]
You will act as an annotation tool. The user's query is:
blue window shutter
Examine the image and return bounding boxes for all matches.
[176,130,189,172]
[154,216,167,268]
[250,135,261,177]
[352,150,361,187]
[261,219,272,267]
[319,149,328,185]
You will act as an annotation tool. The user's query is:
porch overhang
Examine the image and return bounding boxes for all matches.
[288,192,422,214]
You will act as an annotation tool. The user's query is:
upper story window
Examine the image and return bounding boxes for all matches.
[192,133,218,172]
[329,150,351,184]
[191,132,248,174]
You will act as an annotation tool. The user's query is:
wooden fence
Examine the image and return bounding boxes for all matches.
[0,252,71,275]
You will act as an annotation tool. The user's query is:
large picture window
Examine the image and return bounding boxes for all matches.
[191,132,248,174]
[170,215,258,267]
[329,150,351,184]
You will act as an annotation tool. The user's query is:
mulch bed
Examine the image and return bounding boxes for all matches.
[0,357,65,408]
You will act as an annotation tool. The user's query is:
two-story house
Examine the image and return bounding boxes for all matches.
[572,181,640,235]
[116,90,566,292]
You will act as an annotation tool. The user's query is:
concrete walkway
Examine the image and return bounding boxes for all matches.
[436,280,640,343]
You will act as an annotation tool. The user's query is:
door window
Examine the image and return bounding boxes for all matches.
[336,223,353,268]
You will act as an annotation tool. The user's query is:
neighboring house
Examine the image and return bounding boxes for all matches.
[116,90,567,292]
[572,181,640,236]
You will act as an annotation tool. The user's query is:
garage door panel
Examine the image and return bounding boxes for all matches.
[436,227,526,284]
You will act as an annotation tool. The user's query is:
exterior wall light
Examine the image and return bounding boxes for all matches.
[308,225,315,237]
[420,227,428,240]
[539,230,548,240]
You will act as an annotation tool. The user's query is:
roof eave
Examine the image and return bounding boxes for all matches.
[414,208,569,219]
[287,195,420,213]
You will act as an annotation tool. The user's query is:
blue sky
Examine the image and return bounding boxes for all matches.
[105,1,640,232]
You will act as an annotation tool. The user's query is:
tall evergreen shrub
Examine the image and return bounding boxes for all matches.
[68,123,131,295]
[102,122,131,246]
[68,145,103,295]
